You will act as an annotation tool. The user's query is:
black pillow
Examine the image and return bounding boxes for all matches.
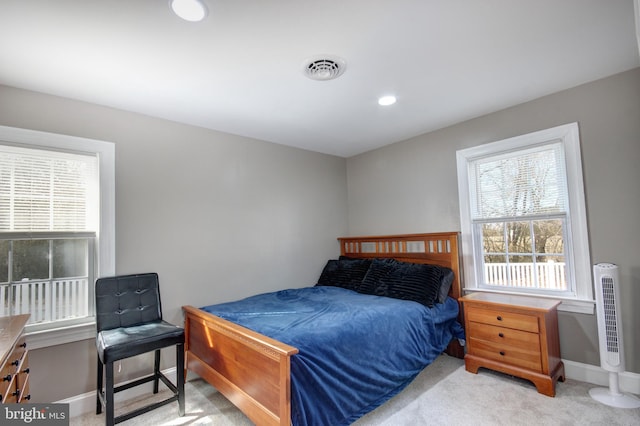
[316,258,372,291]
[359,258,451,307]
[356,258,397,295]
[437,268,455,303]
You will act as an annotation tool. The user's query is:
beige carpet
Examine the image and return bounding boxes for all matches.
[73,355,640,425]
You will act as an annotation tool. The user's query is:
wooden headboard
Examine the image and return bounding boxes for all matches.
[337,232,463,300]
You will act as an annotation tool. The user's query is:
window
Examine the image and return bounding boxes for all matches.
[457,123,593,313]
[0,125,114,346]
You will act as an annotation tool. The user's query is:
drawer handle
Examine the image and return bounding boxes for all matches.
[499,351,506,356]
[19,342,27,349]
[10,359,20,367]
[2,374,11,382]
[22,367,30,374]
[24,394,31,401]
[496,316,503,321]
[498,332,504,338]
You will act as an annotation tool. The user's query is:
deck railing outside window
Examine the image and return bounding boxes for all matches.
[0,277,90,324]
[484,261,567,291]
[0,235,94,327]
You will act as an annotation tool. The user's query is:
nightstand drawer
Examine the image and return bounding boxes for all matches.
[469,338,542,371]
[468,322,540,351]
[466,306,539,333]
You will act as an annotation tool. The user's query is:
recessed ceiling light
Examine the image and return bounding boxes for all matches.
[378,95,397,106]
[170,0,208,22]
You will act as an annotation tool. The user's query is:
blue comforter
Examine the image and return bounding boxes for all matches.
[201,286,462,426]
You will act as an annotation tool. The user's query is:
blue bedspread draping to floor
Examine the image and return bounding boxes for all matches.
[201,286,462,426]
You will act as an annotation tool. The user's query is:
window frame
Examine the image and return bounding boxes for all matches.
[456,123,594,313]
[0,125,115,347]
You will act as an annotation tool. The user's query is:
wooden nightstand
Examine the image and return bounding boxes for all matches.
[461,293,565,397]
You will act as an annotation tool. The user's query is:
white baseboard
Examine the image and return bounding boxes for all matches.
[61,361,640,418]
[563,359,640,395]
[58,367,177,418]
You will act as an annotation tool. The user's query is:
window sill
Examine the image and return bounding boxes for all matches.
[25,320,96,350]
[462,288,595,314]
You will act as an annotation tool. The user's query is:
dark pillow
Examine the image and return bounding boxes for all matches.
[356,258,397,295]
[437,268,455,303]
[360,258,452,307]
[316,258,372,291]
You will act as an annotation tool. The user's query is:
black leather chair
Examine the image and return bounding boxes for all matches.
[95,273,185,426]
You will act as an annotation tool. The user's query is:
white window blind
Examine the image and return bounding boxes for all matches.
[0,145,99,232]
[469,142,569,221]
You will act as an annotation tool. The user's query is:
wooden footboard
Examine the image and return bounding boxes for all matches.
[182,305,298,426]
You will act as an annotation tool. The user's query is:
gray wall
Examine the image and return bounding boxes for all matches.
[346,67,640,373]
[0,85,349,401]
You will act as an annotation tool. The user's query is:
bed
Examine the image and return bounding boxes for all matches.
[182,232,464,425]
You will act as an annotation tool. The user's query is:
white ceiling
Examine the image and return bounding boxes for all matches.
[1,1,639,157]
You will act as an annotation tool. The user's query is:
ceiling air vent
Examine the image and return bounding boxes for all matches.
[303,56,346,81]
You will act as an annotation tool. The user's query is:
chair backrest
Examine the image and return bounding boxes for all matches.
[96,273,163,332]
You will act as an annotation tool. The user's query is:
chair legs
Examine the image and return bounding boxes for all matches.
[95,359,116,426]
[153,349,161,394]
[96,357,103,415]
[105,362,115,426]
[177,343,185,416]
[96,347,185,426]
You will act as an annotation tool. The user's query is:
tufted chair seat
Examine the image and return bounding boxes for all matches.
[95,273,185,426]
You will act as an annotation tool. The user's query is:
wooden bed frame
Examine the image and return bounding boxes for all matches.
[182,232,463,426]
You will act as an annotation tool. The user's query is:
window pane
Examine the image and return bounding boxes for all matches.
[471,142,568,219]
[509,255,534,288]
[482,222,505,254]
[484,254,507,285]
[506,221,532,258]
[0,240,8,283]
[52,239,88,278]
[533,219,564,255]
[533,219,566,291]
[537,256,567,291]
[0,284,8,315]
[0,146,98,232]
[13,240,49,281]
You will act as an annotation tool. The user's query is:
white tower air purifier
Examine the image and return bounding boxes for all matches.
[590,263,640,408]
